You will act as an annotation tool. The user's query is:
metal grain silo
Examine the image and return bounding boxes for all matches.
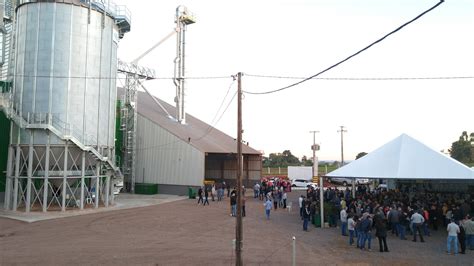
[3,0,130,212]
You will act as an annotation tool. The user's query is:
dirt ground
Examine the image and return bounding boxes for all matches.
[1,191,473,265]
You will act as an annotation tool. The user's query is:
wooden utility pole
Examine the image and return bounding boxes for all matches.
[236,72,243,266]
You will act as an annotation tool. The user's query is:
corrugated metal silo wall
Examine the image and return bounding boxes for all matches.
[0,111,10,192]
[135,114,204,187]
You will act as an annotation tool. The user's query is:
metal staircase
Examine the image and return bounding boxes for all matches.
[0,91,120,174]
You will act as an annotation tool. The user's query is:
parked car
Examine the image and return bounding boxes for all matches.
[291,179,317,188]
[328,177,369,186]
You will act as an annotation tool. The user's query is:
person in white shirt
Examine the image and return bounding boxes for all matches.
[411,211,425,242]
[340,207,348,236]
[348,215,356,245]
[446,219,460,255]
[298,195,304,220]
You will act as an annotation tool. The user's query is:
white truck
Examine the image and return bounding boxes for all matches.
[288,166,313,181]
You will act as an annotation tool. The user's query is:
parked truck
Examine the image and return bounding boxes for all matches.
[288,166,313,181]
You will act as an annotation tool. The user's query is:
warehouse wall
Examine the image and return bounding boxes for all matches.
[135,114,204,189]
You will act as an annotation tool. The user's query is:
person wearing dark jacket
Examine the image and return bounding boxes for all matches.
[359,213,373,250]
[458,221,466,254]
[399,210,409,240]
[197,187,204,205]
[203,187,209,206]
[374,209,389,252]
[303,201,311,231]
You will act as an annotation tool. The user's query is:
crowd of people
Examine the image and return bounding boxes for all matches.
[298,183,474,254]
[194,178,474,256]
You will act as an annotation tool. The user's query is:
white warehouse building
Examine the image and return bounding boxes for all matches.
[122,90,263,195]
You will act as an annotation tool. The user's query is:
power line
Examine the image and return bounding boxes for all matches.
[244,73,474,81]
[8,74,231,80]
[193,89,238,141]
[209,76,237,125]
[135,77,238,149]
[243,0,445,95]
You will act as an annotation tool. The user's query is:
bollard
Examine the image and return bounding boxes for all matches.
[292,236,296,266]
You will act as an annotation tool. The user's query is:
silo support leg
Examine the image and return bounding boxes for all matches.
[80,152,85,210]
[105,175,110,207]
[62,143,68,212]
[43,140,50,213]
[95,162,100,209]
[13,146,21,211]
[4,177,11,210]
[26,139,34,213]
[4,146,14,210]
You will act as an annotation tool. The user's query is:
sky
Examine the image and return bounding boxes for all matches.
[116,0,474,161]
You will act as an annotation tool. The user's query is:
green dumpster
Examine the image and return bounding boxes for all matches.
[135,183,158,195]
[188,187,196,199]
[313,213,321,228]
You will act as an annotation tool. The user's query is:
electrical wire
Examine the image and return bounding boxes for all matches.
[243,0,445,95]
[10,74,231,80]
[244,73,474,81]
[209,76,237,126]
[134,76,238,150]
[193,89,238,141]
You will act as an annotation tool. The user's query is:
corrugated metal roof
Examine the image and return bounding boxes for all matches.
[123,89,261,155]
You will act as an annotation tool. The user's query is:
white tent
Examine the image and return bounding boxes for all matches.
[326,134,474,180]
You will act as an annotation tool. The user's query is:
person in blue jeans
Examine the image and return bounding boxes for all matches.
[340,207,348,236]
[464,216,474,250]
[303,202,310,231]
[348,215,356,245]
[230,191,237,217]
[264,198,272,220]
[359,213,373,250]
[354,216,361,248]
[398,208,408,240]
[446,219,460,254]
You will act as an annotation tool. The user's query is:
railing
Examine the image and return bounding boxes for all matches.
[79,0,131,25]
[11,110,113,166]
[2,94,118,172]
[115,5,132,23]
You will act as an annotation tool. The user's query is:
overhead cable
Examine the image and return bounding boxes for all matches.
[243,73,473,81]
[243,0,445,95]
[10,74,231,80]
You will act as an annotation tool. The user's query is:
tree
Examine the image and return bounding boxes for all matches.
[355,152,368,160]
[450,131,473,164]
[262,150,301,167]
[301,156,313,166]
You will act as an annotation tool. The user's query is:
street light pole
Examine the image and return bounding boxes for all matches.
[309,130,324,228]
[338,126,347,167]
[338,126,354,197]
[309,131,319,178]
